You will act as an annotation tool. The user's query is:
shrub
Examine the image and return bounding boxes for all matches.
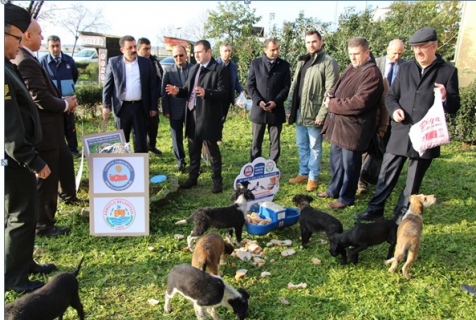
[447,81,476,144]
[75,84,103,118]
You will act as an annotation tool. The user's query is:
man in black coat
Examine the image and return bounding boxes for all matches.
[165,40,229,193]
[355,27,460,222]
[247,38,291,165]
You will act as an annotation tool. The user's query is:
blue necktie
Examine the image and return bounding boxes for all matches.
[387,63,396,85]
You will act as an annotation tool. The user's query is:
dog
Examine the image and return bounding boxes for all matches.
[385,194,436,280]
[164,264,250,320]
[5,256,85,320]
[191,232,235,276]
[329,219,398,265]
[292,194,343,249]
[176,187,255,251]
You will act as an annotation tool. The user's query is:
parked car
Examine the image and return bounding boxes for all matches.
[73,49,98,63]
[159,56,174,67]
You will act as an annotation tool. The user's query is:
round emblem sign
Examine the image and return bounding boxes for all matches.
[103,159,134,191]
[103,198,136,230]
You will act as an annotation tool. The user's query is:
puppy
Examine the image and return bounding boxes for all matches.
[164,264,250,320]
[292,194,343,249]
[385,194,436,280]
[5,256,85,320]
[192,232,235,276]
[176,187,255,251]
[329,219,397,265]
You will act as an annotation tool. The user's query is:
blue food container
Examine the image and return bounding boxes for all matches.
[245,203,300,235]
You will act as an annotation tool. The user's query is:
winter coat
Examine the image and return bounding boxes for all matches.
[39,52,78,97]
[385,55,460,159]
[286,50,339,126]
[322,59,384,151]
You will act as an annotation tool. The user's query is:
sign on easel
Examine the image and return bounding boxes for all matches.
[88,153,149,236]
[233,157,280,210]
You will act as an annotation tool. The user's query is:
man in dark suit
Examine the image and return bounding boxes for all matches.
[375,39,405,87]
[102,35,158,153]
[165,40,229,193]
[4,3,57,293]
[12,19,77,237]
[162,45,193,172]
[247,38,291,165]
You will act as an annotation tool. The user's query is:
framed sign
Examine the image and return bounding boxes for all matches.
[88,153,149,236]
[81,130,126,157]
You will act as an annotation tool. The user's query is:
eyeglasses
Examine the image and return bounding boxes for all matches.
[173,54,184,58]
[5,31,22,44]
[411,42,436,50]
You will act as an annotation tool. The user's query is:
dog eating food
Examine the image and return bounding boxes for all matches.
[5,256,85,320]
[292,194,344,249]
[191,232,234,276]
[164,264,250,320]
[176,187,255,251]
[385,194,436,280]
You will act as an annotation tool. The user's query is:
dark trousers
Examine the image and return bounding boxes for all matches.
[64,112,78,153]
[327,144,362,205]
[170,117,186,165]
[250,122,282,164]
[366,153,433,216]
[5,164,37,288]
[58,143,77,201]
[186,109,222,184]
[115,101,148,153]
[147,113,159,149]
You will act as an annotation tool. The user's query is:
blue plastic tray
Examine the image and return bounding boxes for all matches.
[246,207,300,235]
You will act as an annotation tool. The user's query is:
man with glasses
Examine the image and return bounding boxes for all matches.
[161,45,193,172]
[355,27,460,222]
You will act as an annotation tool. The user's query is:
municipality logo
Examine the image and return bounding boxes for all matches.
[103,159,134,191]
[103,199,136,230]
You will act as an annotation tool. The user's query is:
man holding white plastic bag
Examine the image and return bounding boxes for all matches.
[355,27,460,222]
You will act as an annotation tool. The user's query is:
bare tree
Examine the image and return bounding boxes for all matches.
[183,9,209,41]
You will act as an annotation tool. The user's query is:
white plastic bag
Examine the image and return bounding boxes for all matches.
[409,89,450,156]
[235,92,247,108]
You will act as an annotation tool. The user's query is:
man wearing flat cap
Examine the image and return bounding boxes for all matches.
[355,27,460,222]
[4,2,58,293]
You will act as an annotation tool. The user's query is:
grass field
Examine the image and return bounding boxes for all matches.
[4,107,476,319]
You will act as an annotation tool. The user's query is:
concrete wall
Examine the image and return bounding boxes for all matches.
[455,1,476,87]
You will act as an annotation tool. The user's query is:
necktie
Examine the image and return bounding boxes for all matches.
[188,65,202,111]
[55,57,61,66]
[387,62,395,85]
[179,67,186,86]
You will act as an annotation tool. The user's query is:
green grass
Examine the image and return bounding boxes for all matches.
[5,107,476,319]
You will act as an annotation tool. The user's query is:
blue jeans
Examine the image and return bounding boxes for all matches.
[296,124,323,181]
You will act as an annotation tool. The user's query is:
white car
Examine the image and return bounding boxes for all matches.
[73,49,98,62]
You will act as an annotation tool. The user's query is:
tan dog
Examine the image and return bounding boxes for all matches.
[191,232,234,275]
[385,194,436,280]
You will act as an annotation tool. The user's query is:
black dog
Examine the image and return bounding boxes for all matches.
[164,264,250,320]
[5,256,85,320]
[329,219,397,265]
[176,187,255,251]
[292,194,344,249]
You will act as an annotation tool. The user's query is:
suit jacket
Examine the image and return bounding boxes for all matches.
[161,62,193,120]
[176,57,229,141]
[12,48,67,152]
[102,55,158,116]
[375,56,406,81]
[216,57,244,105]
[247,56,291,125]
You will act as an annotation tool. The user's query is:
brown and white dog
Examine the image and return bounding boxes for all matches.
[385,194,436,280]
[164,264,250,320]
[192,232,235,276]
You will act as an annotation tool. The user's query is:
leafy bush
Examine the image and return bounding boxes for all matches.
[75,84,103,118]
[447,81,476,144]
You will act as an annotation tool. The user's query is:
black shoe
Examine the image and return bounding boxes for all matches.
[180,178,197,189]
[212,185,223,194]
[36,226,71,237]
[9,280,44,293]
[177,163,186,173]
[149,147,162,155]
[71,150,81,158]
[354,211,384,221]
[62,197,88,206]
[461,284,476,297]
[29,262,58,275]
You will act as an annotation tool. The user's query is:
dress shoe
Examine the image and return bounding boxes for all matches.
[329,201,349,209]
[353,211,384,221]
[289,174,308,184]
[180,178,197,189]
[149,147,162,155]
[461,284,476,297]
[306,180,318,192]
[317,191,331,199]
[29,262,58,275]
[36,226,71,237]
[62,197,89,206]
[9,280,44,293]
[212,185,223,194]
